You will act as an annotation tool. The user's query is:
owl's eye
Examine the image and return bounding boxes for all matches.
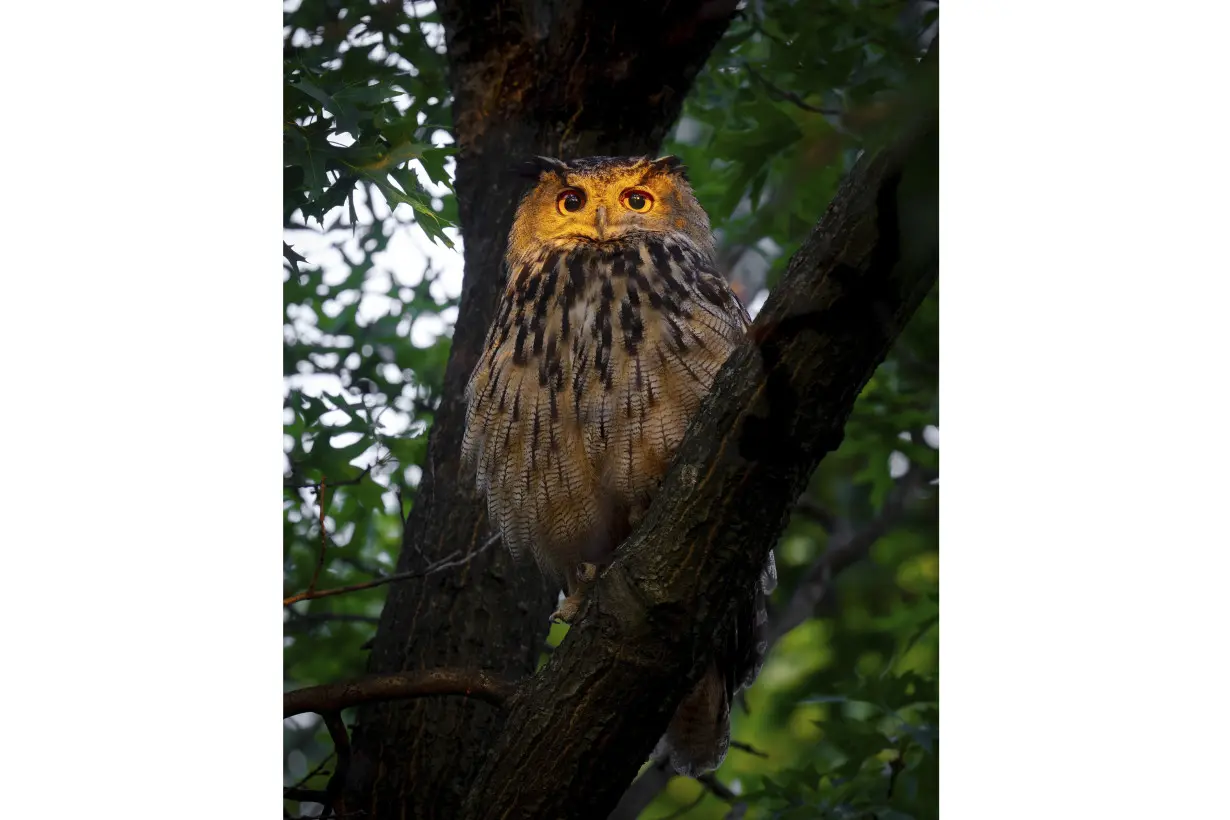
[621,189,655,213]
[557,189,586,214]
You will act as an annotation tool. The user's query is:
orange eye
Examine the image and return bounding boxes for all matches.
[557,188,586,214]
[620,189,654,212]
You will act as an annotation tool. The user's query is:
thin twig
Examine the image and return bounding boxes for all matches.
[285,465,372,491]
[729,740,768,758]
[284,669,515,719]
[285,749,336,793]
[283,533,500,606]
[307,475,328,594]
[743,61,842,116]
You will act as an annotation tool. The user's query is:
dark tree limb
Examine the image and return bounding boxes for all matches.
[284,669,514,719]
[460,45,937,819]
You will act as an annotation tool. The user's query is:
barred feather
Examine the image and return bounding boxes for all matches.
[463,232,747,581]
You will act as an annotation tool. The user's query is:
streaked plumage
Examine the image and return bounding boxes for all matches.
[462,154,776,775]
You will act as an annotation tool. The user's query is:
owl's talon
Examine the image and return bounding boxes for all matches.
[549,593,584,624]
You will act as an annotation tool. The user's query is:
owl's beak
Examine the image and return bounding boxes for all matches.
[594,205,607,240]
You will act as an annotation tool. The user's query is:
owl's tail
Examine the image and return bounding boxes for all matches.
[657,552,777,775]
[664,658,728,776]
[658,659,731,776]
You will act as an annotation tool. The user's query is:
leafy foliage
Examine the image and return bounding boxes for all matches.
[284,0,456,242]
[668,0,937,293]
[282,0,938,816]
[282,0,461,790]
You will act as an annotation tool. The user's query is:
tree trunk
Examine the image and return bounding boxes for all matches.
[344,3,740,818]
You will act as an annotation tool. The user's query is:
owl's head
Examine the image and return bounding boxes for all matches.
[506,155,715,263]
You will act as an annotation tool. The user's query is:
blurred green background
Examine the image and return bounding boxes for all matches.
[284,1,938,817]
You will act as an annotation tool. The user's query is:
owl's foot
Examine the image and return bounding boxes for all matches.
[549,593,584,624]
[549,563,601,624]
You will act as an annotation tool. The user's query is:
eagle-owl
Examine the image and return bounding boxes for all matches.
[462,155,777,775]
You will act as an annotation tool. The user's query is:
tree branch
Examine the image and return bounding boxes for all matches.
[282,533,499,606]
[729,740,768,758]
[460,43,938,819]
[284,669,514,719]
[743,61,841,117]
[284,465,373,491]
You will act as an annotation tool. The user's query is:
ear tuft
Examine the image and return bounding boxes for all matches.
[649,154,689,181]
[517,155,570,180]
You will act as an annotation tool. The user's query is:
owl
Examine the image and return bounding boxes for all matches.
[462,155,777,775]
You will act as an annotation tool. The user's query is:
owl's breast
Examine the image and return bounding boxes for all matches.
[462,234,748,573]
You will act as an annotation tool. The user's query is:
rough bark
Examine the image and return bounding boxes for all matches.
[458,54,938,820]
[344,2,740,818]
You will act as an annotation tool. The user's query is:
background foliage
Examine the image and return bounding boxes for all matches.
[283,1,938,817]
